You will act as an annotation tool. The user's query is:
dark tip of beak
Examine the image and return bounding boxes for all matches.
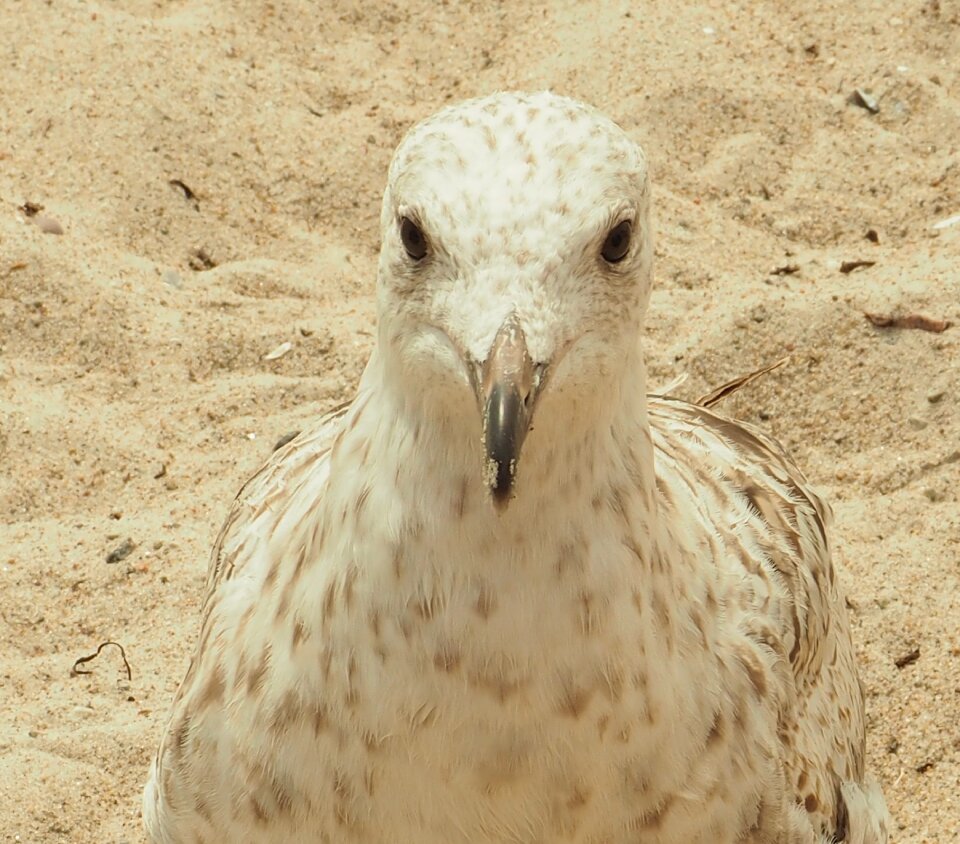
[476,314,543,510]
[484,381,525,508]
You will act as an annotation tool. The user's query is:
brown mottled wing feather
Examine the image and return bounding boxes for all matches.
[647,396,865,834]
[695,356,789,409]
[146,396,355,838]
[203,399,353,606]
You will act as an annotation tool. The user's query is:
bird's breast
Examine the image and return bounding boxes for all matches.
[241,523,726,843]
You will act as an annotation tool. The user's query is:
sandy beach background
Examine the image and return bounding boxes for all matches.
[1,1,958,840]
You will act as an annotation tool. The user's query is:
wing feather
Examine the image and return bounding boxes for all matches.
[647,396,866,832]
[204,399,353,603]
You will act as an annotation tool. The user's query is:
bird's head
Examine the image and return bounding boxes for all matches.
[375,91,652,509]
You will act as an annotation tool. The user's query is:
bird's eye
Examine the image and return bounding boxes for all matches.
[400,216,428,261]
[601,220,632,264]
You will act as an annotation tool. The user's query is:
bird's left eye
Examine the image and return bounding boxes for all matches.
[400,216,428,261]
[601,220,632,264]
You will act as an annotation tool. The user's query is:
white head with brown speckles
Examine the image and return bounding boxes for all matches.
[374,92,653,506]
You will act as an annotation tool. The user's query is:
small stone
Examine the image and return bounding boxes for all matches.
[907,415,927,430]
[926,388,945,403]
[894,646,920,668]
[163,269,183,289]
[875,588,897,609]
[106,538,136,564]
[933,213,960,231]
[188,248,216,271]
[33,215,64,235]
[923,488,943,502]
[263,341,293,361]
[849,88,880,114]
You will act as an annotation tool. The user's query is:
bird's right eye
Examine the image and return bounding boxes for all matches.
[400,217,428,261]
[600,219,632,264]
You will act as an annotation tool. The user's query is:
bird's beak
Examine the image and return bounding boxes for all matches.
[472,315,546,509]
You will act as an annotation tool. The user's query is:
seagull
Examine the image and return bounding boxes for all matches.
[143,91,890,844]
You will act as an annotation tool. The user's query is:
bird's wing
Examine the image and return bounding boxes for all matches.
[647,396,867,830]
[202,398,353,608]
[648,395,838,683]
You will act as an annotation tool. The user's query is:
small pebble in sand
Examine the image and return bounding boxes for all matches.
[850,88,880,114]
[263,341,292,361]
[893,647,920,668]
[33,215,64,234]
[932,212,960,230]
[163,270,183,289]
[106,538,136,564]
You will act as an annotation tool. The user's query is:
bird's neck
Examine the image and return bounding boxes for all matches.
[285,352,715,756]
[301,351,701,690]
[324,350,663,577]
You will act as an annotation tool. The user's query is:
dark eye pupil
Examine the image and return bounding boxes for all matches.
[601,220,632,264]
[400,217,427,260]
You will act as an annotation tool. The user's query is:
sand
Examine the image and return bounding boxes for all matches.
[1,0,958,841]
